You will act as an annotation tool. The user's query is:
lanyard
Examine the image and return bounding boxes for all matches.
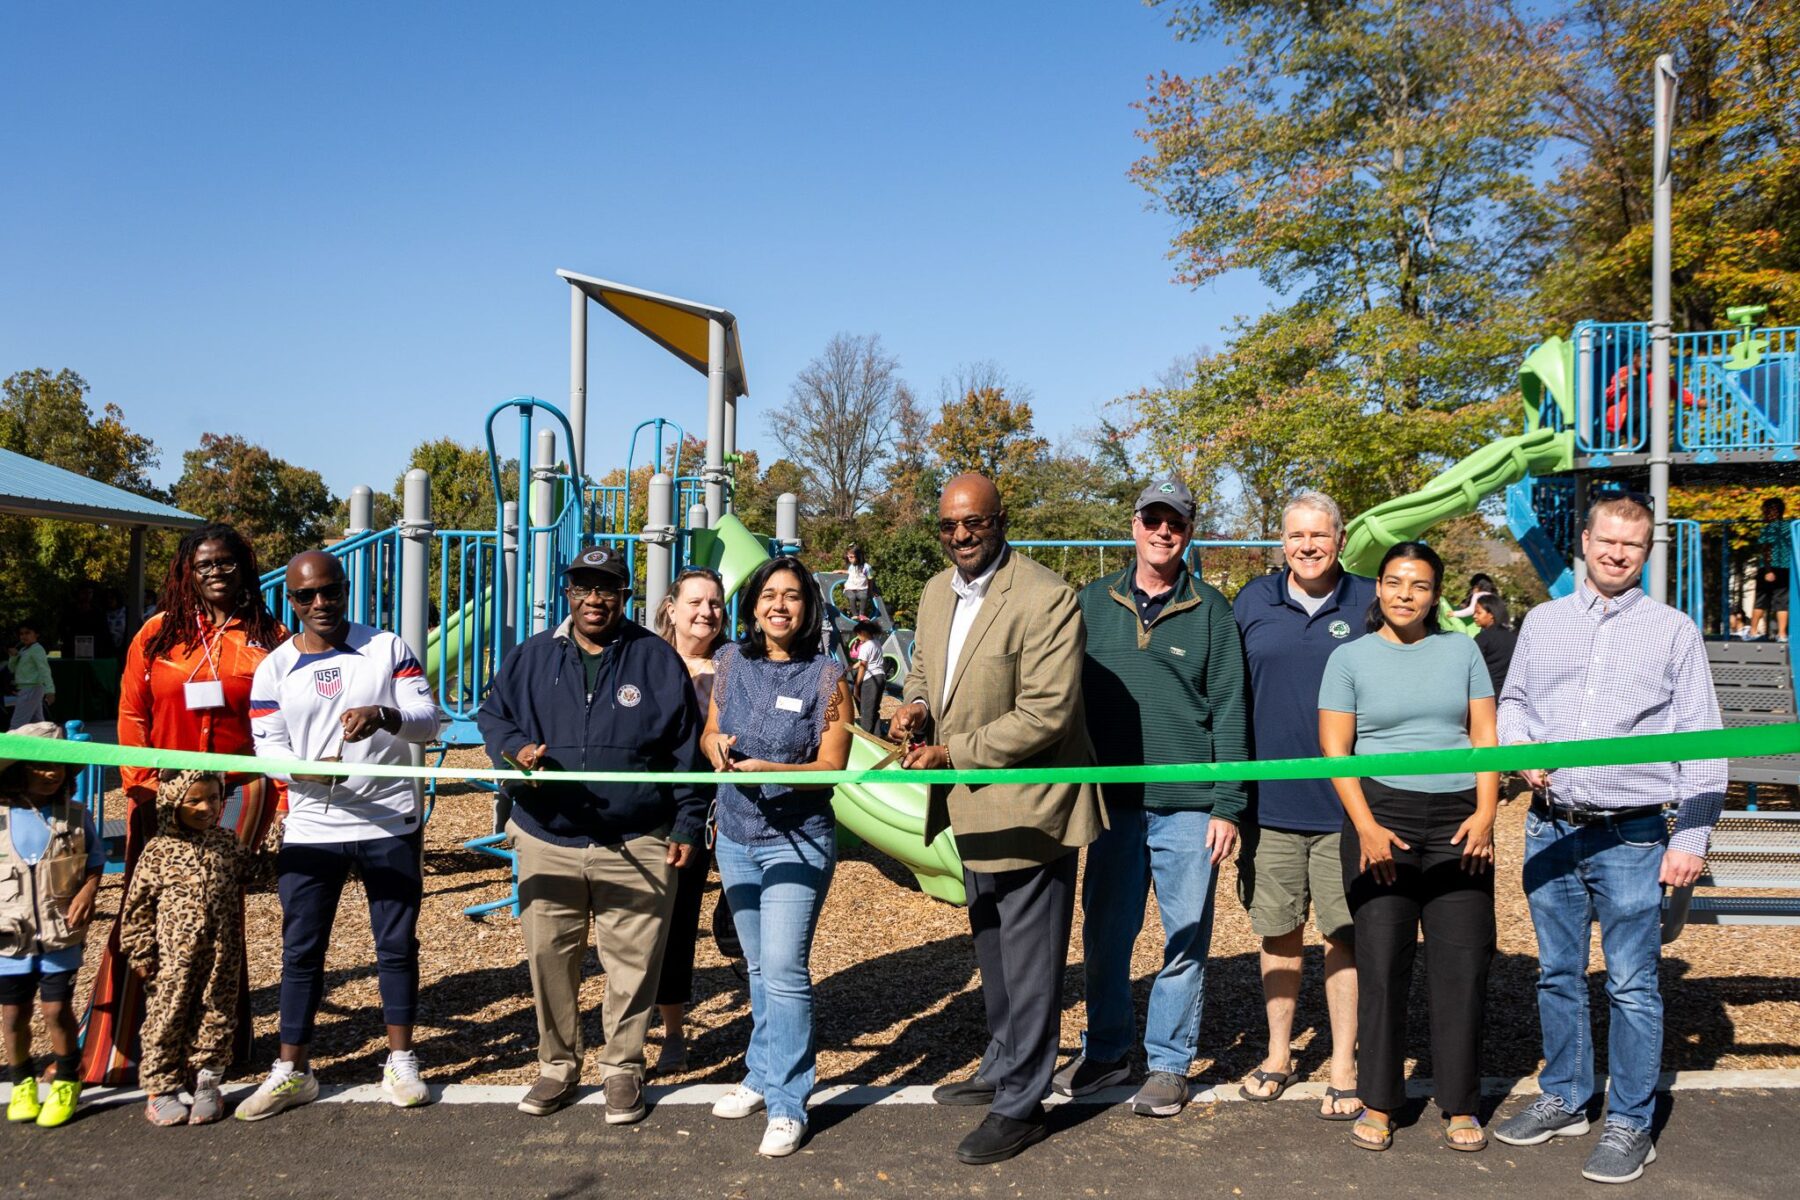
[184,612,229,684]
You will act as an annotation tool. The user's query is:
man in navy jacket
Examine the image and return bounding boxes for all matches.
[478,547,706,1126]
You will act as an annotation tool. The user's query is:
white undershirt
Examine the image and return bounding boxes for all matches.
[1288,577,1331,616]
[943,553,1004,708]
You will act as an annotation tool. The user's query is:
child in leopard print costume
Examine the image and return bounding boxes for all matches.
[119,770,274,1125]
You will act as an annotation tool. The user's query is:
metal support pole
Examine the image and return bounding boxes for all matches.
[644,472,675,622]
[501,500,519,650]
[127,526,145,630]
[723,389,738,515]
[346,485,374,624]
[776,492,800,552]
[348,485,373,535]
[1573,471,1590,590]
[1575,326,1594,444]
[705,317,726,526]
[1647,53,1679,603]
[569,283,588,480]
[400,469,433,795]
[530,429,557,636]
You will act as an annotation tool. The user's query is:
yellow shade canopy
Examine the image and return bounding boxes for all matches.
[557,270,748,399]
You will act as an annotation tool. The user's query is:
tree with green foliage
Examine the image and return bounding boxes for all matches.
[928,386,1049,506]
[1131,0,1553,531]
[172,433,338,567]
[394,437,518,534]
[0,369,165,633]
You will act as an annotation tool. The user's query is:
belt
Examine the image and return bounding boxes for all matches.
[1530,800,1667,827]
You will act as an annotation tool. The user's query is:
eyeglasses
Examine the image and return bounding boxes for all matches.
[567,582,629,601]
[287,582,346,606]
[193,558,240,577]
[937,514,1001,537]
[1136,512,1191,534]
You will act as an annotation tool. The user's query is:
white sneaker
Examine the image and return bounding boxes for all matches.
[382,1050,431,1108]
[712,1083,766,1119]
[234,1062,319,1122]
[759,1116,806,1157]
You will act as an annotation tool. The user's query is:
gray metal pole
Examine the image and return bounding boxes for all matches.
[127,526,145,630]
[348,485,373,535]
[1575,327,1594,439]
[569,283,588,480]
[530,429,557,636]
[645,472,675,624]
[776,492,800,552]
[1647,53,1679,603]
[723,388,738,515]
[501,499,519,650]
[400,469,433,795]
[705,316,726,525]
[687,502,709,566]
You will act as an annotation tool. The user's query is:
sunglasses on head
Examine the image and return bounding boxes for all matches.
[287,582,346,607]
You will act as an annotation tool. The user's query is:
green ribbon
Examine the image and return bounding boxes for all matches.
[2,724,1791,789]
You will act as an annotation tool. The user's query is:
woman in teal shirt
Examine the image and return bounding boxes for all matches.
[1318,541,1498,1154]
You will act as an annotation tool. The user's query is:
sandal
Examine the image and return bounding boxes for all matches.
[1444,1114,1487,1153]
[1352,1111,1392,1151]
[1238,1067,1296,1102]
[1318,1085,1362,1122]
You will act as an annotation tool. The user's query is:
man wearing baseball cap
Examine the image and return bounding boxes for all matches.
[1054,479,1248,1117]
[477,547,708,1125]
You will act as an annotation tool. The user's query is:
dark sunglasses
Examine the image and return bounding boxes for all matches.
[937,514,1001,537]
[1136,512,1191,533]
[287,582,347,607]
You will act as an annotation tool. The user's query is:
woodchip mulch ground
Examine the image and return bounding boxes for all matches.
[69,756,1800,1091]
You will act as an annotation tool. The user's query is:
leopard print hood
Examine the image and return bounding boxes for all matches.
[155,769,229,842]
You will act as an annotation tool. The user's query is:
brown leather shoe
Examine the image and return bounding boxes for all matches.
[517,1076,578,1116]
[603,1073,646,1125]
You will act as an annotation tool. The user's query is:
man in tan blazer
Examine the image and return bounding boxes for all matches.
[890,473,1105,1165]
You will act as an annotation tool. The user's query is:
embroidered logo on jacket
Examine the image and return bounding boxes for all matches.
[616,684,642,707]
[314,667,343,698]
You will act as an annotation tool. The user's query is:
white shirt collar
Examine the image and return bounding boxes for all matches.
[950,550,1005,602]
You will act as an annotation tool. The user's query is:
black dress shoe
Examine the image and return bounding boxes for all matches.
[932,1075,998,1106]
[956,1111,1048,1164]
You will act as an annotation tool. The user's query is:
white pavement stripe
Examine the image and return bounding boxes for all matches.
[63,1068,1800,1113]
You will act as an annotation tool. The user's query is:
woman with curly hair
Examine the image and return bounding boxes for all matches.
[80,523,288,1085]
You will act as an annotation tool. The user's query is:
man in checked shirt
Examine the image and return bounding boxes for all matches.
[1490,494,1725,1185]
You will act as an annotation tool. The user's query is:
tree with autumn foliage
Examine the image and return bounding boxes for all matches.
[1130,0,1554,531]
[172,433,339,567]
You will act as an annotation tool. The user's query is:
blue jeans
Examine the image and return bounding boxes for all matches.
[1079,807,1221,1074]
[714,828,837,1121]
[1521,808,1667,1131]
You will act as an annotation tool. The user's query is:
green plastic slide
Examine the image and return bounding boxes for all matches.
[1340,426,1575,631]
[696,515,968,902]
[423,587,492,689]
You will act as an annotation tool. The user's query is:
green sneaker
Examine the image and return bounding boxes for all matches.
[7,1079,42,1123]
[234,1063,319,1122]
[34,1079,80,1128]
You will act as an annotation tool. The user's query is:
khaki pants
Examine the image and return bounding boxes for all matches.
[510,821,678,1083]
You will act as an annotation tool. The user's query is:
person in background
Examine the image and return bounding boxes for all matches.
[1752,496,1790,642]
[120,771,276,1126]
[59,583,114,659]
[849,620,888,734]
[1,724,103,1128]
[83,522,286,1087]
[1492,495,1725,1185]
[652,566,733,1074]
[890,474,1104,1165]
[7,622,54,730]
[1232,491,1373,1117]
[477,547,705,1127]
[842,545,874,619]
[240,551,440,1120]
[1472,595,1517,695]
[104,588,129,652]
[1058,478,1247,1118]
[1320,541,1498,1154]
[701,556,853,1159]
[1451,572,1497,620]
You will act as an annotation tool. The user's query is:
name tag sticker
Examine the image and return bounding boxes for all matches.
[184,680,226,711]
[776,695,803,713]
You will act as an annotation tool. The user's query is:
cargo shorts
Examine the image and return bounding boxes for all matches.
[1236,825,1354,942]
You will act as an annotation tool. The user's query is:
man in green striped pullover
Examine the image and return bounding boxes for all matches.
[1051,478,1249,1118]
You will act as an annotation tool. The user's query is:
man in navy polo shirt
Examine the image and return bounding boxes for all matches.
[1232,491,1375,1117]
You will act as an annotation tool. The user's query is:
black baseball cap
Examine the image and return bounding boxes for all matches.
[562,547,632,589]
[1134,478,1195,523]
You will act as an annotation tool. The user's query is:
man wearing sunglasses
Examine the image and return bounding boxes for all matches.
[1055,479,1247,1118]
[477,547,706,1127]
[890,473,1104,1165]
[243,551,442,1120]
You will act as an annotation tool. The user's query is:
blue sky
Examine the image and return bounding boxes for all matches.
[1,2,1258,500]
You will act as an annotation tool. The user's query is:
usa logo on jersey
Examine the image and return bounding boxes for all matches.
[314,667,343,699]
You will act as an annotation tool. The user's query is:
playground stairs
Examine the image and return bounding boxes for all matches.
[1708,640,1800,787]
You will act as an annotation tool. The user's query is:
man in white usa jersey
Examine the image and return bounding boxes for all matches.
[239,551,440,1121]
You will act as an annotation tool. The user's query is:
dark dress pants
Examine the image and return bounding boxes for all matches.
[1341,781,1494,1115]
[965,849,1078,1121]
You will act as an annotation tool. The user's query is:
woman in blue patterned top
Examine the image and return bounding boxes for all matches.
[700,556,853,1159]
